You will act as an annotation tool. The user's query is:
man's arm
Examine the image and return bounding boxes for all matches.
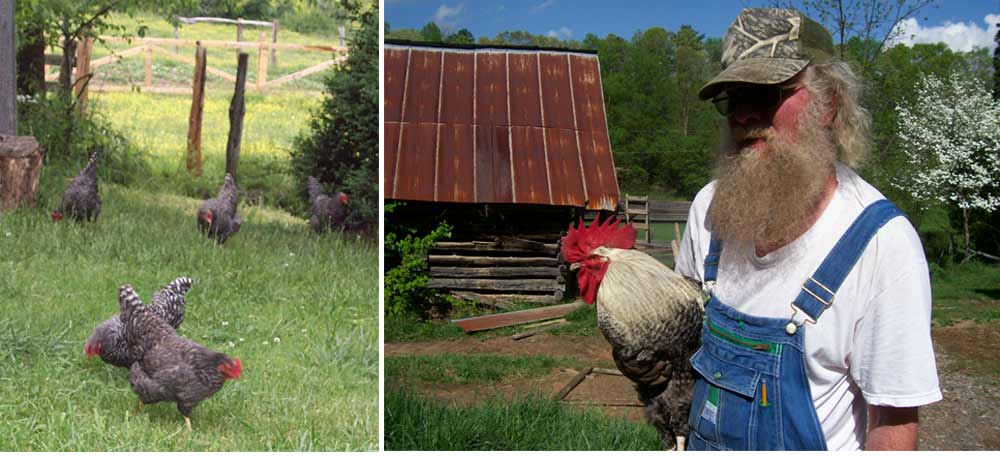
[865,405,919,450]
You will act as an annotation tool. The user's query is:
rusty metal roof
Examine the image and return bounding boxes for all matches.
[384,43,620,211]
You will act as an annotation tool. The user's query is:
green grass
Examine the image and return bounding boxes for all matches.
[0,182,377,451]
[87,89,321,213]
[387,353,586,385]
[385,389,661,450]
[930,261,1000,326]
[384,314,466,342]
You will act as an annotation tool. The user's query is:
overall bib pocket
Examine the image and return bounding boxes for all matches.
[689,338,771,450]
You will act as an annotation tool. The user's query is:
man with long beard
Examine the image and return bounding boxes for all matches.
[671,8,941,451]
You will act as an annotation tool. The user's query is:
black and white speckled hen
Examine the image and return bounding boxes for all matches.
[51,150,101,222]
[561,217,705,450]
[119,284,242,433]
[85,277,194,368]
[306,176,350,233]
[197,173,242,244]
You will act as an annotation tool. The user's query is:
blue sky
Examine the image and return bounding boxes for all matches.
[384,0,1000,52]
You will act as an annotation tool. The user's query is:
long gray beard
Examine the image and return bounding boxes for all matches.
[707,110,836,251]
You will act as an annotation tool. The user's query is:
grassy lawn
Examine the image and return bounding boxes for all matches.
[385,389,661,451]
[387,353,589,385]
[0,177,377,449]
[930,261,1000,326]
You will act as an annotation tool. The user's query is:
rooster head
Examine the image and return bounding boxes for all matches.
[561,217,637,305]
[84,340,101,359]
[338,192,349,205]
[219,358,242,380]
[198,208,213,226]
[51,210,64,222]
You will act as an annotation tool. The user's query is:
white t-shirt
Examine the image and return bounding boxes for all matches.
[675,163,942,451]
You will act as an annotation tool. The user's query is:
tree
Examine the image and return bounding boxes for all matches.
[445,28,474,44]
[419,21,442,42]
[893,72,1000,262]
[291,0,377,234]
[994,19,999,101]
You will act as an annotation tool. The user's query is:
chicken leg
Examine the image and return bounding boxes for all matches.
[184,416,192,433]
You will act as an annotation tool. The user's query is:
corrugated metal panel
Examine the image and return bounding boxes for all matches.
[385,44,619,211]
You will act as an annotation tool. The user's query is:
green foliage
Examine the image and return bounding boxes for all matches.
[419,22,443,42]
[385,389,662,450]
[384,314,467,342]
[384,204,453,317]
[291,0,377,231]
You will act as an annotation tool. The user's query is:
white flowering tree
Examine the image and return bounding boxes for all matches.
[893,71,1000,262]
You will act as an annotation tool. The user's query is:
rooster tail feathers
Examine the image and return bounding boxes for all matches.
[118,284,144,320]
[306,176,324,202]
[166,276,193,296]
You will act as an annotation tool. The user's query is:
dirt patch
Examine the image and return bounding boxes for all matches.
[387,322,1000,450]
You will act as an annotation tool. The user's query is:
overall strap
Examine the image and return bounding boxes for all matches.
[792,199,904,324]
[704,236,723,282]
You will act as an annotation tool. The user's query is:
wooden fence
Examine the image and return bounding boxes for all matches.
[622,195,691,256]
[45,34,348,96]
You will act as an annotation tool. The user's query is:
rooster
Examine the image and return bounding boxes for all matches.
[197,173,242,244]
[306,176,350,233]
[119,284,241,433]
[561,217,705,450]
[85,277,193,368]
[51,150,101,222]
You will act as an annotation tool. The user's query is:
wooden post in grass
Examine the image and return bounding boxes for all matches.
[270,20,279,67]
[74,36,93,113]
[144,44,153,90]
[186,44,206,177]
[0,0,15,135]
[256,32,268,89]
[0,135,44,211]
[226,52,248,181]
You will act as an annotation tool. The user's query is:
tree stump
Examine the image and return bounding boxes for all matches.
[0,135,44,211]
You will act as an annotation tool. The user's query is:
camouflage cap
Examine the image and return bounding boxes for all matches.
[698,8,835,100]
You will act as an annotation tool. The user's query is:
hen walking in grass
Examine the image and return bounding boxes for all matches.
[197,173,242,244]
[306,176,350,234]
[52,150,101,222]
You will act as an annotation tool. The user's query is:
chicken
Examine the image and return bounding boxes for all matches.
[561,217,705,450]
[85,277,193,368]
[306,176,350,233]
[196,173,242,244]
[119,284,241,432]
[51,150,101,222]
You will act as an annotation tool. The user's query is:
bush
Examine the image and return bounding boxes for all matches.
[291,0,377,232]
[384,203,453,317]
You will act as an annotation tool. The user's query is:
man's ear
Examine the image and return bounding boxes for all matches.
[821,92,838,126]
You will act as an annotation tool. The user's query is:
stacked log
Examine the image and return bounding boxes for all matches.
[0,135,43,211]
[427,234,569,305]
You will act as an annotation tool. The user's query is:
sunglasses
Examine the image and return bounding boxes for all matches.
[711,83,800,117]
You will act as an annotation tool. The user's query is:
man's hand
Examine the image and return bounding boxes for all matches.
[865,405,919,450]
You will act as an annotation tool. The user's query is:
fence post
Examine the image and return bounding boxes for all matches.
[256,32,268,89]
[226,53,248,180]
[186,44,206,177]
[74,36,93,113]
[173,25,179,54]
[144,44,153,90]
[271,20,279,67]
[0,0,15,134]
[338,26,346,47]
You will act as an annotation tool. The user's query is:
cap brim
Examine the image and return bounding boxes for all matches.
[698,57,809,100]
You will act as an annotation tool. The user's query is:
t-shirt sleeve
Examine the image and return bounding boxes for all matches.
[849,218,943,407]
[674,183,714,283]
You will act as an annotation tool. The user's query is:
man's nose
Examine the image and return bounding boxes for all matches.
[729,104,763,127]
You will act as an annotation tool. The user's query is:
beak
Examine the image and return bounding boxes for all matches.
[569,262,580,271]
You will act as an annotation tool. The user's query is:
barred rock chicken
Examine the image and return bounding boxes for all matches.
[561,217,705,451]
[85,277,194,368]
[51,150,101,222]
[119,284,242,432]
[306,176,350,233]
[197,173,242,244]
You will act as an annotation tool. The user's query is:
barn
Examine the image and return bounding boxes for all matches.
[384,40,620,306]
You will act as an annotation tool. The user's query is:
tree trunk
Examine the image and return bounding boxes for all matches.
[16,26,46,97]
[962,206,971,263]
[58,34,76,100]
[0,135,43,211]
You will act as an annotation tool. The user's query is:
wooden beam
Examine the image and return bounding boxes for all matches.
[555,367,593,400]
[429,266,561,278]
[450,301,583,332]
[186,45,206,177]
[99,36,347,52]
[226,52,248,180]
[256,32,267,89]
[428,255,560,267]
[511,319,569,340]
[262,60,336,89]
[448,291,559,307]
[178,16,273,27]
[432,240,558,255]
[89,44,147,68]
[428,278,564,292]
[270,20,279,66]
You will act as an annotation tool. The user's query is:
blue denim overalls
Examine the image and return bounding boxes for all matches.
[687,199,904,451]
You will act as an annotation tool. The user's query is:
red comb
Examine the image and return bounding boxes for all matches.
[560,216,636,263]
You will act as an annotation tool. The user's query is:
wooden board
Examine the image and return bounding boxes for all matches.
[450,301,583,332]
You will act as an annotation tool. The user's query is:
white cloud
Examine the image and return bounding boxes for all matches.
[546,26,573,39]
[434,3,465,32]
[531,0,556,13]
[889,14,999,52]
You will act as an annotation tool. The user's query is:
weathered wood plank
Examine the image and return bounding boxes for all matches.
[511,319,570,340]
[262,59,335,88]
[428,277,563,292]
[450,301,583,332]
[448,291,560,307]
[99,35,347,52]
[428,255,560,267]
[186,45,206,176]
[226,52,248,180]
[430,266,561,278]
[555,366,593,400]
